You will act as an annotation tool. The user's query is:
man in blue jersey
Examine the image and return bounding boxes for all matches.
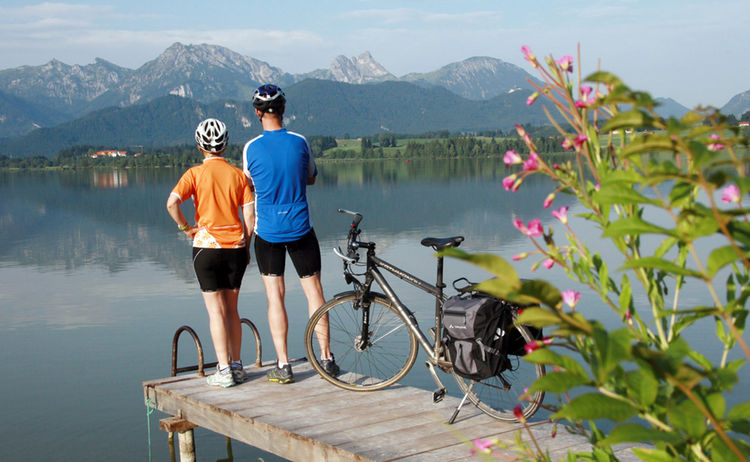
[243,84,338,384]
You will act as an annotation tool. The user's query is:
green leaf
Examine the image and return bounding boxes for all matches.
[619,256,704,278]
[515,306,563,327]
[438,248,521,288]
[601,110,655,132]
[667,398,706,438]
[597,423,681,446]
[517,279,563,309]
[593,327,633,381]
[602,217,675,239]
[669,181,695,207]
[621,134,676,158]
[553,393,638,422]
[528,371,590,393]
[524,348,588,377]
[632,447,682,462]
[705,392,726,420]
[707,245,743,278]
[585,71,624,87]
[728,402,750,420]
[624,368,658,406]
[619,274,633,315]
[595,185,660,207]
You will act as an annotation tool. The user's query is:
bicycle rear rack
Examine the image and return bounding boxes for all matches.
[170,318,263,377]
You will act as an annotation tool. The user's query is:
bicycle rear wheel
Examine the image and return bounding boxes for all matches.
[454,324,545,421]
[305,292,418,391]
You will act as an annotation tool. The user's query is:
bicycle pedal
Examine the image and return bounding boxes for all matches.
[433,387,446,403]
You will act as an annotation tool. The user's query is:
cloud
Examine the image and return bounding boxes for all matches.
[339,7,503,27]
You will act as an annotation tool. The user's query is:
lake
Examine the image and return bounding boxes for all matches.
[0,159,745,461]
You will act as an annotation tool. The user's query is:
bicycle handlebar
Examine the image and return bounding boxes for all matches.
[337,208,363,228]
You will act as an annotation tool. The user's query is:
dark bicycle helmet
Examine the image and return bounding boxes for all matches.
[252,84,286,114]
[195,118,228,153]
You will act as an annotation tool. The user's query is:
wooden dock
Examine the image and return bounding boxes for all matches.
[143,361,641,461]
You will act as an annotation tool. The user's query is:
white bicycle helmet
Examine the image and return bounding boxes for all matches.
[195,118,228,153]
[252,84,286,114]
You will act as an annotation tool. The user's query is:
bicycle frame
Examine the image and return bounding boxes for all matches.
[344,239,452,370]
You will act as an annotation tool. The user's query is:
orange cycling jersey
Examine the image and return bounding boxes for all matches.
[171,157,254,248]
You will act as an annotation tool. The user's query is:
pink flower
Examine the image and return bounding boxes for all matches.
[524,341,540,355]
[514,218,543,237]
[542,336,553,345]
[561,290,581,309]
[521,46,538,68]
[708,133,725,151]
[512,252,528,261]
[552,206,569,224]
[513,404,526,422]
[543,258,555,269]
[502,174,517,191]
[580,85,592,99]
[503,150,522,166]
[527,218,543,236]
[722,184,741,204]
[522,152,540,171]
[557,55,574,72]
[470,438,494,455]
[526,91,539,105]
[543,192,555,208]
[575,99,589,109]
[562,137,574,150]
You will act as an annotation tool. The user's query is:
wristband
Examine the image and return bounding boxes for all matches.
[178,223,190,231]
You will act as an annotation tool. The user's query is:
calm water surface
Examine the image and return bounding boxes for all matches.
[0,159,745,461]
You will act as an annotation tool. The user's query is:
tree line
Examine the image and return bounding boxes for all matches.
[2,121,748,170]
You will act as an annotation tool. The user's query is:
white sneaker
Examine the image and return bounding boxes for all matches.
[206,370,235,388]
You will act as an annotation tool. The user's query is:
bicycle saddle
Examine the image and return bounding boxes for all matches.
[420,236,464,251]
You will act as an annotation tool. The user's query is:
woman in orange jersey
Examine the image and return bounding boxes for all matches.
[166,118,255,388]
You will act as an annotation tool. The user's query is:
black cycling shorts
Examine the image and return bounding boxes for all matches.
[254,228,321,278]
[192,247,248,292]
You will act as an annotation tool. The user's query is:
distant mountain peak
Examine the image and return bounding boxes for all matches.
[314,51,394,84]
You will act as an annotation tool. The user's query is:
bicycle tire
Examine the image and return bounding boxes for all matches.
[305,292,418,391]
[453,323,545,421]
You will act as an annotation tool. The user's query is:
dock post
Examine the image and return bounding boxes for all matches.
[160,411,198,462]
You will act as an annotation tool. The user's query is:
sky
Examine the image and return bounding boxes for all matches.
[0,0,748,109]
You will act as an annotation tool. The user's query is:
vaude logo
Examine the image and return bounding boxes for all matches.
[448,324,466,329]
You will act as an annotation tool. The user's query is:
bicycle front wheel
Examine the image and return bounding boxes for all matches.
[454,324,546,421]
[305,292,418,391]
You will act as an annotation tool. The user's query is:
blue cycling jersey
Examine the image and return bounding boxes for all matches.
[242,128,318,242]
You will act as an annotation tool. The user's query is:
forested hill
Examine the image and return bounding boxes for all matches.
[0,79,549,158]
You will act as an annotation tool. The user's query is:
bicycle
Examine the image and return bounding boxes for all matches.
[304,209,545,422]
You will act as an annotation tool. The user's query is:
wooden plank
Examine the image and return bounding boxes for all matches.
[143,361,614,461]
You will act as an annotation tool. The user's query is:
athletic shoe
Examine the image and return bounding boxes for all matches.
[267,363,295,384]
[206,370,235,388]
[231,366,248,384]
[320,356,340,377]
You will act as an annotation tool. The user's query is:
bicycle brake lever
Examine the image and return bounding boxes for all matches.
[333,246,358,263]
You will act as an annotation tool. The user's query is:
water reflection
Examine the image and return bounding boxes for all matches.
[0,160,565,278]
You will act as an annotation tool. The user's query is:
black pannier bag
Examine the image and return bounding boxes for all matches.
[497,299,544,356]
[443,295,544,380]
[442,295,509,380]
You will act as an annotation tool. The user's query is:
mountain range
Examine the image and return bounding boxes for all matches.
[0,42,745,158]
